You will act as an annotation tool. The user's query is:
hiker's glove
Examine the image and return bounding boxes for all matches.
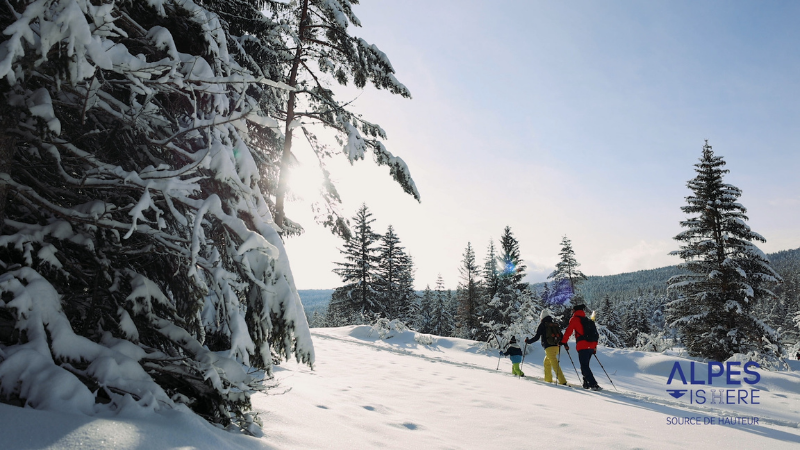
[593,349,596,355]
[563,344,569,351]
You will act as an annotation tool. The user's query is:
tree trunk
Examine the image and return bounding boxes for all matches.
[0,131,16,233]
[274,0,310,231]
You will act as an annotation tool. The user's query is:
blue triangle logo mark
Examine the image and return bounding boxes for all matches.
[667,390,688,399]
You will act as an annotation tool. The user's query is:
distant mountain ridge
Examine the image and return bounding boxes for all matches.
[299,247,800,312]
[296,289,335,315]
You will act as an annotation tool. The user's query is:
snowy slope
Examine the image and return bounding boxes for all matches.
[2,326,800,449]
[255,327,800,449]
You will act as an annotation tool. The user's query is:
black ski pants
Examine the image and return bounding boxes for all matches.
[578,349,598,388]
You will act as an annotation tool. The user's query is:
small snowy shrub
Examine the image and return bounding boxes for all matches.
[370,318,409,340]
[597,323,624,349]
[727,339,788,371]
[634,332,673,353]
[414,333,437,346]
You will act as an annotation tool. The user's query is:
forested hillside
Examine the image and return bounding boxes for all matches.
[562,248,799,307]
[308,247,800,362]
[309,248,799,316]
[577,265,685,304]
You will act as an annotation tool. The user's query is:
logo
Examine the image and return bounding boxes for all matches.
[665,361,761,405]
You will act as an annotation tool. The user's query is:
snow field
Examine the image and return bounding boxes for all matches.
[2,325,799,449]
[256,326,800,449]
[0,402,273,450]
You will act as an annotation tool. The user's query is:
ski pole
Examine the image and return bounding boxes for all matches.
[492,333,502,370]
[564,346,581,383]
[521,341,528,366]
[518,341,528,379]
[594,354,618,391]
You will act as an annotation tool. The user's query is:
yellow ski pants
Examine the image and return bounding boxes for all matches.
[544,346,567,384]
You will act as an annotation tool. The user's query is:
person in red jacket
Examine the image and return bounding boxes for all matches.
[561,298,601,390]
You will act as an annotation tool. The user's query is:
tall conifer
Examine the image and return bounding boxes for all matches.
[483,239,500,301]
[332,204,381,318]
[456,243,482,339]
[497,226,527,294]
[548,236,587,305]
[375,225,415,319]
[668,141,782,362]
[490,227,527,326]
[430,275,454,336]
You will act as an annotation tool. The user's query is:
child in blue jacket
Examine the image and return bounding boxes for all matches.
[500,337,525,377]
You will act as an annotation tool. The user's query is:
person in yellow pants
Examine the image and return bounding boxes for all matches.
[543,345,567,384]
[525,309,567,384]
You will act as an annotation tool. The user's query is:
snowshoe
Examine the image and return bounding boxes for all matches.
[590,385,603,391]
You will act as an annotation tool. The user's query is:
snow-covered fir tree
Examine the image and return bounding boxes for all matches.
[497,226,527,295]
[374,225,415,320]
[620,300,651,347]
[395,254,419,324]
[269,0,419,234]
[503,286,543,345]
[540,282,552,306]
[667,141,783,363]
[485,227,527,327]
[482,239,500,301]
[455,242,482,339]
[547,235,587,306]
[754,249,800,353]
[0,0,326,431]
[429,274,454,337]
[595,294,624,348]
[415,285,435,334]
[331,204,381,320]
[0,0,423,430]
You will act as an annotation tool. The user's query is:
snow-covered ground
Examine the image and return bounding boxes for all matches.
[2,326,800,449]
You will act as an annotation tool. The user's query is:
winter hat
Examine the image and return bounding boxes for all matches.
[540,308,553,321]
[571,295,586,309]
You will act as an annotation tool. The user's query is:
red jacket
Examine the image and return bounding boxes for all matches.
[561,309,598,351]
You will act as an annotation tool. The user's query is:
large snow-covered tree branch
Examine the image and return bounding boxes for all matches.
[0,0,314,434]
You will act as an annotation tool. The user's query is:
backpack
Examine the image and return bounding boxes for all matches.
[545,322,562,346]
[577,316,599,343]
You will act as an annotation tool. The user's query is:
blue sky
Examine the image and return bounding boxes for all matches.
[284,0,800,290]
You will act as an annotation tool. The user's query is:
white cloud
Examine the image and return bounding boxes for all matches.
[599,240,678,275]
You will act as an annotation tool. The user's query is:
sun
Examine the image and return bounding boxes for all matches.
[287,161,324,201]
